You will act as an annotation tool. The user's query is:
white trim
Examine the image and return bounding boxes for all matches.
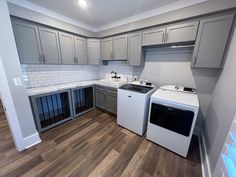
[23,132,41,149]
[7,0,97,32]
[96,0,208,31]
[199,129,212,177]
[7,0,208,32]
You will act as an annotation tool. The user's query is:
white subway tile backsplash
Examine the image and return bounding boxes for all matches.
[21,61,134,88]
[21,64,99,88]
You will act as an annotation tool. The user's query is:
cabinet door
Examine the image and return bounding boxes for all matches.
[192,14,234,68]
[106,89,117,114]
[142,27,166,46]
[113,34,128,60]
[39,27,61,64]
[12,20,43,64]
[59,32,76,64]
[87,39,101,65]
[74,37,88,64]
[128,32,143,66]
[101,37,113,60]
[166,21,199,43]
[95,87,106,109]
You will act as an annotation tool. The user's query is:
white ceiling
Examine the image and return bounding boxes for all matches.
[9,0,208,32]
[26,0,179,27]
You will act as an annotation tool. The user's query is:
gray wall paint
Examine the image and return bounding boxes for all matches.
[8,3,96,37]
[203,26,236,173]
[0,1,38,138]
[97,0,236,37]
[133,47,219,126]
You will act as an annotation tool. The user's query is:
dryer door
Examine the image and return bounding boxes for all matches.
[150,103,194,137]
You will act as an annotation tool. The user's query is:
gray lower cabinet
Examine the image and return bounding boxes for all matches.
[87,39,101,65]
[101,37,113,60]
[95,85,117,114]
[74,36,88,64]
[72,86,94,117]
[127,32,144,66]
[166,21,199,44]
[12,20,43,64]
[106,89,117,114]
[95,86,106,109]
[192,14,234,68]
[59,32,76,64]
[39,27,62,64]
[30,89,73,132]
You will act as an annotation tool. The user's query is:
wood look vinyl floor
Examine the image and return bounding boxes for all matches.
[0,103,202,177]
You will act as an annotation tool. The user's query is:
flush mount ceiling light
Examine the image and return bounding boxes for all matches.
[78,0,88,9]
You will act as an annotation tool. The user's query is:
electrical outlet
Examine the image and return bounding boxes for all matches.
[13,78,22,86]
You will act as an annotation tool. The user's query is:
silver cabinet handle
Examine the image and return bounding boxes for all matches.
[193,56,197,65]
[39,55,43,63]
[162,33,165,43]
[74,57,77,64]
[42,55,46,63]
[165,32,169,43]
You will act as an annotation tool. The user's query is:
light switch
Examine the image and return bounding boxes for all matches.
[13,78,22,86]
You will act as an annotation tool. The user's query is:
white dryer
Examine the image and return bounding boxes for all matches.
[146,85,199,157]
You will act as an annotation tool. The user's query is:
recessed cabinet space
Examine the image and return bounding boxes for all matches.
[127,32,144,66]
[95,85,117,114]
[38,27,62,64]
[30,89,73,132]
[87,39,101,65]
[12,20,43,64]
[101,34,128,60]
[59,32,88,65]
[191,14,234,68]
[72,86,94,117]
[142,21,199,46]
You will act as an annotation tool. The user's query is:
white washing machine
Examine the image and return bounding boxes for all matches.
[117,81,156,136]
[146,85,199,157]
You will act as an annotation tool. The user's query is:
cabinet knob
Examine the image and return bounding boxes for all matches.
[193,56,197,65]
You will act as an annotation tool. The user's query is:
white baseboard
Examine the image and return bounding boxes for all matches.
[198,129,212,177]
[23,132,41,149]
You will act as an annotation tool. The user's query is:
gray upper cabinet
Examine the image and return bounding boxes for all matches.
[112,34,128,60]
[74,36,88,64]
[142,27,166,46]
[39,27,61,64]
[101,37,113,60]
[59,32,76,64]
[128,32,144,66]
[87,39,101,65]
[192,14,234,68]
[12,20,43,64]
[166,21,199,44]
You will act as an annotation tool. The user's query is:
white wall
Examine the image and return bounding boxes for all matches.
[203,26,236,173]
[0,0,40,151]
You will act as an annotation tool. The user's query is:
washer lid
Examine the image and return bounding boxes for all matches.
[152,87,199,108]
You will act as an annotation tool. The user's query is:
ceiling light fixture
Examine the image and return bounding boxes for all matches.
[78,0,88,9]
